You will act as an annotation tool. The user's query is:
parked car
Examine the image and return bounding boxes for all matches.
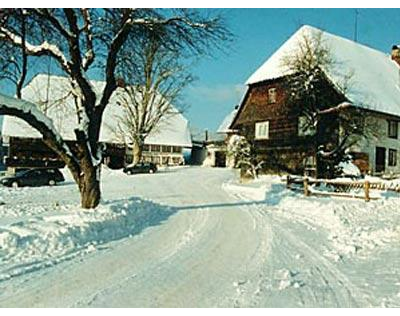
[0,168,65,188]
[123,162,158,175]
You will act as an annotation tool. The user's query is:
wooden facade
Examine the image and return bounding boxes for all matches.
[5,137,67,169]
[231,77,346,175]
[3,136,185,171]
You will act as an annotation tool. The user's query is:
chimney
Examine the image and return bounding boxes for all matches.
[391,45,400,66]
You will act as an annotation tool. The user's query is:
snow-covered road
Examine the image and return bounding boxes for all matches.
[0,167,399,307]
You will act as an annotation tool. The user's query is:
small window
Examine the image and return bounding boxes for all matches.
[298,116,316,136]
[267,88,277,104]
[389,149,397,167]
[388,120,398,139]
[255,121,269,140]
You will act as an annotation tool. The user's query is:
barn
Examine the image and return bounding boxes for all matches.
[1,74,192,172]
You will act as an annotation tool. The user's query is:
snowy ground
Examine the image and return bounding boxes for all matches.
[0,166,399,307]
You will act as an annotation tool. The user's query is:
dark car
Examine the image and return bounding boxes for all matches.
[123,162,158,175]
[0,168,65,188]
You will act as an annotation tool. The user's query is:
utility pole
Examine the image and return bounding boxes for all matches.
[354,9,359,42]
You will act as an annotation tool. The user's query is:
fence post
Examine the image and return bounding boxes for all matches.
[364,180,370,202]
[304,177,310,197]
[286,175,290,189]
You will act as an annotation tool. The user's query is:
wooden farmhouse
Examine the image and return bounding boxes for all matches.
[230,25,400,176]
[1,74,192,172]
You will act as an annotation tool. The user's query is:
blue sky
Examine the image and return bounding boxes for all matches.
[186,8,400,132]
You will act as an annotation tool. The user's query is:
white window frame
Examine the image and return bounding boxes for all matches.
[255,121,269,140]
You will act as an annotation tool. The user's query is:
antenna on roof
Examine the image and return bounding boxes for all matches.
[354,9,359,42]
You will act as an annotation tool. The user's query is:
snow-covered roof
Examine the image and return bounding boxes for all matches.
[246,25,400,118]
[2,74,192,147]
[217,108,238,134]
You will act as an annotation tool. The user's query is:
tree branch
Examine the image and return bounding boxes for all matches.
[0,25,70,73]
[33,9,73,40]
[81,8,95,71]
[0,93,80,177]
[99,10,132,110]
[317,101,352,116]
[99,12,219,111]
[16,10,27,99]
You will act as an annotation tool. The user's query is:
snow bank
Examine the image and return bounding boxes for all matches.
[223,175,400,262]
[338,161,361,177]
[0,198,175,281]
[222,182,268,201]
[222,175,282,201]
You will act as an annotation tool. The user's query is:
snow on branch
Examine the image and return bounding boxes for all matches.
[129,16,216,29]
[0,93,79,173]
[81,8,95,71]
[0,26,70,73]
[317,102,352,116]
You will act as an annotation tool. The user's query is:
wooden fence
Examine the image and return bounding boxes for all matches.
[286,175,400,202]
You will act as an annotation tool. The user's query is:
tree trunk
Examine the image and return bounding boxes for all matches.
[66,143,102,209]
[78,164,101,209]
[132,137,144,165]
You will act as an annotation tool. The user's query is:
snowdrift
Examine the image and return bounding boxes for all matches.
[0,198,175,281]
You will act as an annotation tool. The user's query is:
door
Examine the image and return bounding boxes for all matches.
[20,170,38,186]
[215,151,226,167]
[32,170,46,186]
[375,147,386,173]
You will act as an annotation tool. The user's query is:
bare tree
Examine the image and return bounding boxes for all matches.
[114,31,192,165]
[0,9,29,98]
[0,9,230,208]
[281,30,376,178]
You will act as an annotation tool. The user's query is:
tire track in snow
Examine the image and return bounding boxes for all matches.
[223,185,373,307]
[253,205,374,307]
[73,173,215,307]
[93,170,265,307]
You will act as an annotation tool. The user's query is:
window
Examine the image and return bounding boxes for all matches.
[298,116,316,136]
[162,156,169,165]
[255,121,269,140]
[267,88,277,104]
[389,149,397,167]
[172,157,182,164]
[151,156,161,164]
[388,120,398,139]
[151,145,161,152]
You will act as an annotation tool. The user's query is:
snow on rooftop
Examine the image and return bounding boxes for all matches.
[2,74,192,147]
[217,108,238,134]
[246,25,400,118]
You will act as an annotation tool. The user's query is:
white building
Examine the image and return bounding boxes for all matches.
[1,74,192,169]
